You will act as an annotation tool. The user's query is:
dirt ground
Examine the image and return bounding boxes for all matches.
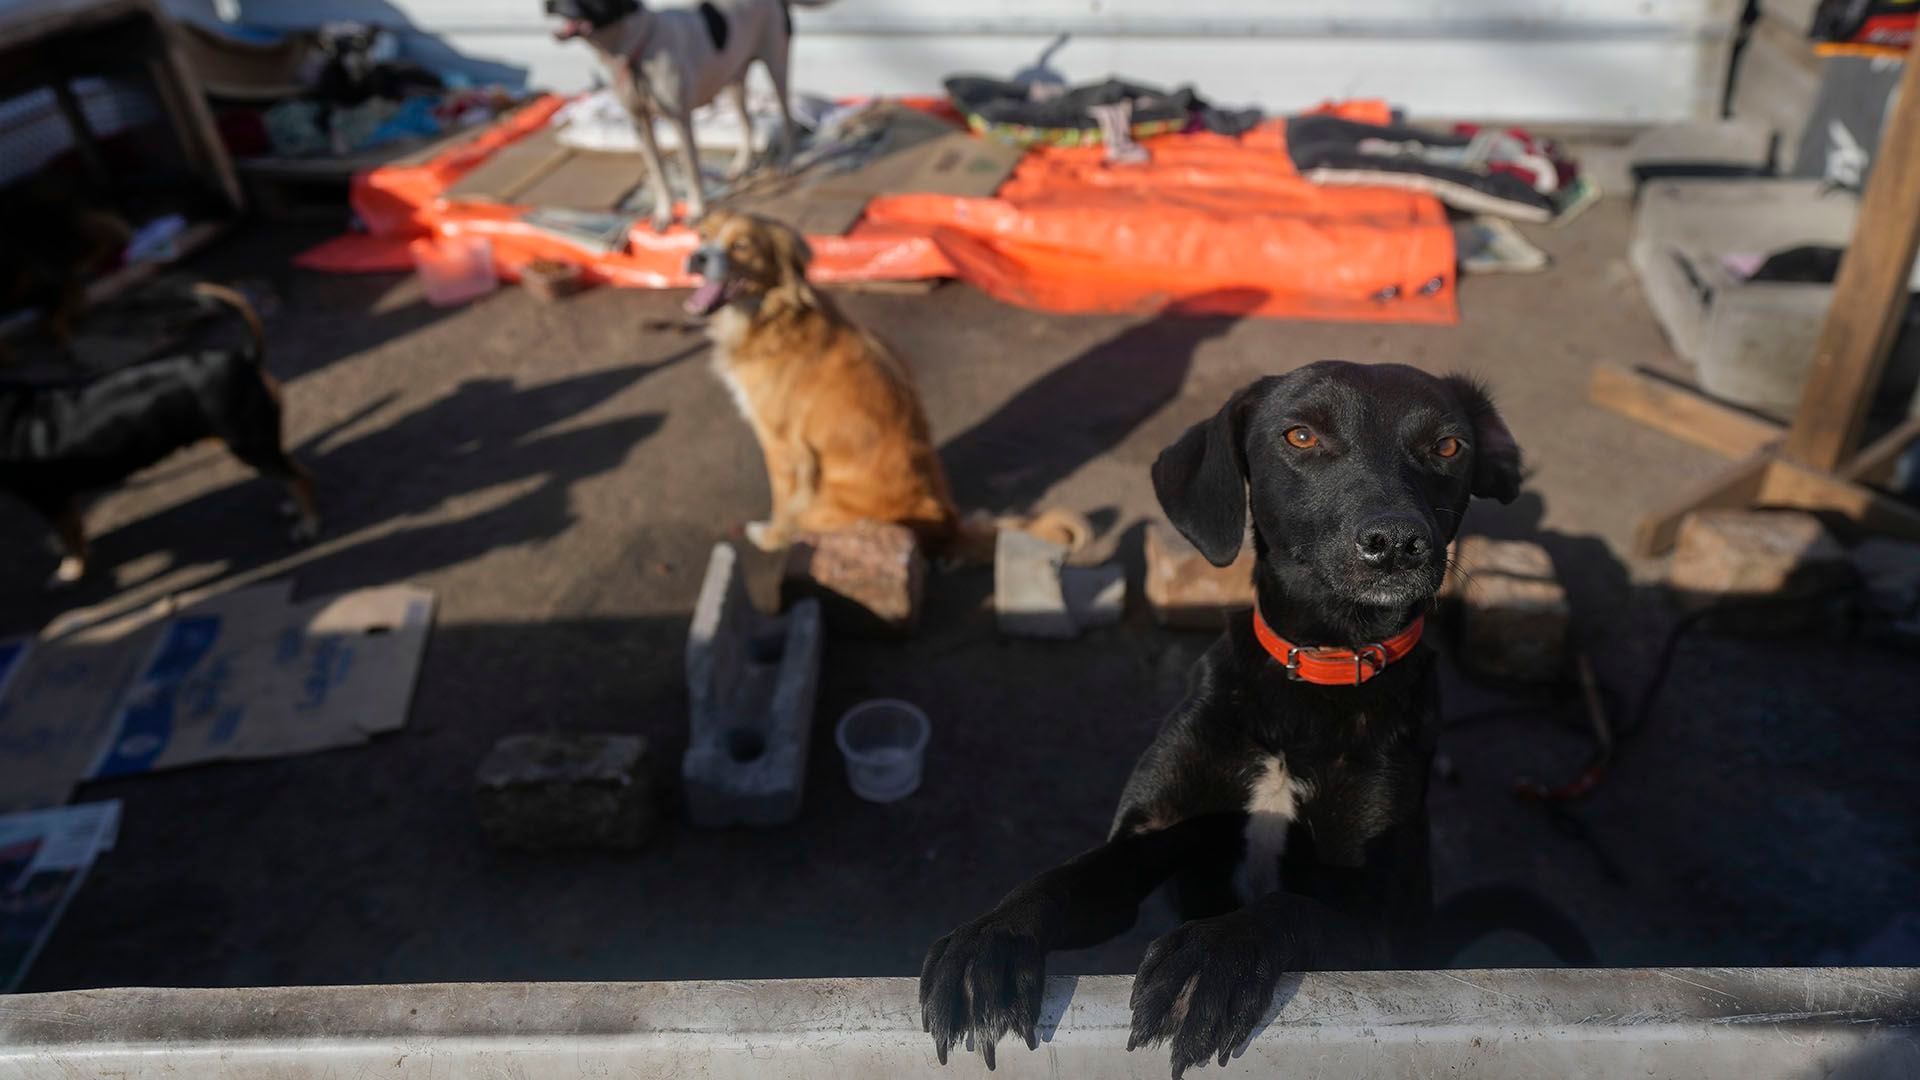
[6,196,1918,991]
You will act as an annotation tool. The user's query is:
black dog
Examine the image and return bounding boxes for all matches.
[0,284,318,587]
[921,362,1535,1077]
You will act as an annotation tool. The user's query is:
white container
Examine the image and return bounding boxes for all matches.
[834,700,929,804]
[410,234,498,307]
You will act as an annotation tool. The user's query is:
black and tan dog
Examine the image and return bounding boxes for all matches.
[921,362,1577,1077]
[0,179,130,356]
[0,283,317,587]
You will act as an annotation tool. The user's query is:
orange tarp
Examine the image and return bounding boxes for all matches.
[296,95,1455,324]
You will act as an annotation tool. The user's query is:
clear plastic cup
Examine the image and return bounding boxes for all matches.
[834,699,930,803]
[410,234,498,307]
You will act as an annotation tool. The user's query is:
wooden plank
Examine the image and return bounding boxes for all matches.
[1761,457,1920,542]
[1782,36,1920,471]
[445,128,571,204]
[1842,414,1920,485]
[1588,364,1782,458]
[514,152,650,212]
[0,0,143,52]
[1633,451,1775,557]
[83,220,227,306]
[832,278,943,296]
[49,77,111,192]
[119,0,243,214]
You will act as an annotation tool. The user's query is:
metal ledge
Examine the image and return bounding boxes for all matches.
[2,969,1916,1077]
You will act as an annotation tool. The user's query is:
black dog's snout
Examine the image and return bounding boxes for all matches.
[544,0,560,13]
[1354,514,1432,570]
[685,249,709,276]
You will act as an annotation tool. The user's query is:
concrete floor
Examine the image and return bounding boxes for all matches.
[5,197,1918,991]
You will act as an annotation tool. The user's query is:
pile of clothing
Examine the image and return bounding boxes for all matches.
[945,76,1262,148]
[209,23,516,159]
[1811,0,1914,49]
[1286,115,1588,223]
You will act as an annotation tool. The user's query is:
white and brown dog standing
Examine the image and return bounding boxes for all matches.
[546,0,829,231]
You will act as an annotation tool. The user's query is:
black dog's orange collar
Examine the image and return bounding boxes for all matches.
[1253,601,1424,686]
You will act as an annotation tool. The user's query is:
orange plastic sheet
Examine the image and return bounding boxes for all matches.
[296,95,1456,324]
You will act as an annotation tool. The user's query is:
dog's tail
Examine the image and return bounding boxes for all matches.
[189,282,266,365]
[945,507,1092,564]
[1421,884,1597,967]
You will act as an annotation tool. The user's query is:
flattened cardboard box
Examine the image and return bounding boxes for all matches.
[0,588,209,813]
[92,584,436,775]
[0,583,435,808]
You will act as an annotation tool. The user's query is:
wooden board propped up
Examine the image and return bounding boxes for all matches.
[1588,365,1783,459]
[1609,34,1920,556]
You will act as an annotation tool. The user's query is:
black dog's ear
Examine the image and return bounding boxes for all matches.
[1445,375,1523,504]
[1152,384,1259,566]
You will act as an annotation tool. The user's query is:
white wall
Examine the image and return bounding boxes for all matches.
[211,0,1740,123]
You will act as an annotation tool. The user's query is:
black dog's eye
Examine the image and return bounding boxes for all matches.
[1284,426,1318,449]
[1433,436,1465,459]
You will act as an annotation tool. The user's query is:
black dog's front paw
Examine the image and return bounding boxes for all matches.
[1128,912,1284,1079]
[919,916,1046,1069]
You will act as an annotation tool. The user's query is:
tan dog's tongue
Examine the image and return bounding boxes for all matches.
[684,279,725,315]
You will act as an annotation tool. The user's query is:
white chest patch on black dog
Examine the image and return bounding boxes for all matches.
[1235,756,1313,903]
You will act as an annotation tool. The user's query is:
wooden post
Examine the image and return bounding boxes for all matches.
[1782,35,1920,471]
[50,77,112,193]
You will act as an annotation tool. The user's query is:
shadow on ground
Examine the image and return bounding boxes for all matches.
[5,225,1919,990]
[0,355,689,629]
[941,290,1257,515]
[1431,493,1920,968]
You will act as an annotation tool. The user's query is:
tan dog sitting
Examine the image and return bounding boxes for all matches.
[684,210,1086,558]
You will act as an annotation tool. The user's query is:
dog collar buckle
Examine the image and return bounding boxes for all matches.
[1280,641,1386,683]
[1255,604,1423,687]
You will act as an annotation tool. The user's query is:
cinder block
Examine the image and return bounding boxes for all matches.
[1062,563,1126,630]
[1627,120,1775,183]
[781,522,925,637]
[995,530,1075,639]
[1728,14,1821,170]
[1449,537,1570,683]
[1668,510,1853,632]
[1629,180,1859,410]
[684,543,822,828]
[1144,523,1254,630]
[995,531,1127,638]
[475,734,653,851]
